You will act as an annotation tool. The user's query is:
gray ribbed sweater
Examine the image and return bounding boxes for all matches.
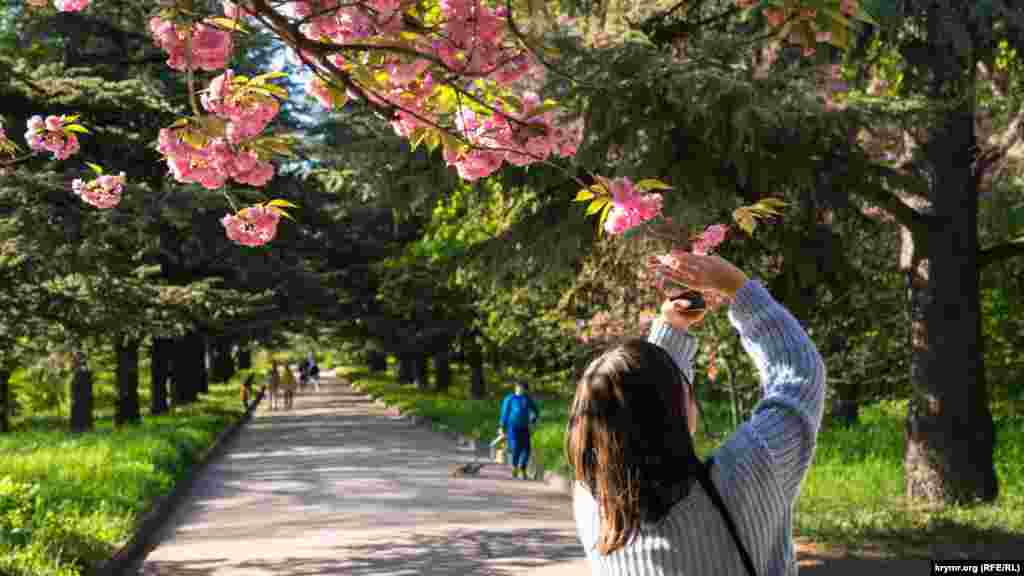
[573,280,826,575]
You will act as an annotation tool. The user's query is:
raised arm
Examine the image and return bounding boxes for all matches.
[647,319,699,385]
[727,279,826,501]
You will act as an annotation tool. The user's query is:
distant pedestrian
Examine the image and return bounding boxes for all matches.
[499,380,540,480]
[307,352,320,392]
[267,360,281,411]
[241,373,255,409]
[281,363,298,410]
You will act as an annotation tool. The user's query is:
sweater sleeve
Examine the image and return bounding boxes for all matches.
[727,279,826,502]
[647,318,700,384]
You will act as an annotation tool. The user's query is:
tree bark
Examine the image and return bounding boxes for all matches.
[238,344,252,370]
[115,335,141,426]
[0,369,10,433]
[151,337,171,415]
[197,333,209,395]
[414,352,429,391]
[469,336,486,400]
[171,335,199,405]
[69,354,93,433]
[434,345,451,392]
[367,348,388,372]
[398,352,415,384]
[211,337,235,383]
[903,101,998,503]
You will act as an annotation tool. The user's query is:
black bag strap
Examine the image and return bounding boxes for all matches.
[695,456,757,576]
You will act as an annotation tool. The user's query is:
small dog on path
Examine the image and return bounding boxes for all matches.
[449,462,487,478]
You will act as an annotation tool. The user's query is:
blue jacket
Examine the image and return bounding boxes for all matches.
[500,393,539,431]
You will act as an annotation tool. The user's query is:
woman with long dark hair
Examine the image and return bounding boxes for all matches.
[567,253,825,575]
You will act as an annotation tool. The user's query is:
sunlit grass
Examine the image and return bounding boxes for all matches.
[0,378,248,576]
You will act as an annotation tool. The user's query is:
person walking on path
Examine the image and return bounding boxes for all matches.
[266,360,282,411]
[567,253,826,576]
[499,380,540,480]
[300,351,320,392]
[280,363,298,410]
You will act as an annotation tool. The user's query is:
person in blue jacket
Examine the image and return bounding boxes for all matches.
[499,380,540,479]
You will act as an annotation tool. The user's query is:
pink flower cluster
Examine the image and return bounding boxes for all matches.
[221,204,281,247]
[575,309,658,345]
[27,0,89,11]
[149,17,233,71]
[603,177,664,235]
[690,224,729,255]
[72,172,126,209]
[294,0,582,180]
[201,70,281,143]
[157,130,275,189]
[158,68,282,189]
[25,115,79,160]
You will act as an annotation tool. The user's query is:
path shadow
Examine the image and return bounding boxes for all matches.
[142,527,582,576]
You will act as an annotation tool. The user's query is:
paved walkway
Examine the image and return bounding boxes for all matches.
[135,372,927,576]
[136,372,583,576]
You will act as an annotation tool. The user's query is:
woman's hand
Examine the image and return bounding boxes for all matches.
[661,297,707,331]
[649,253,749,301]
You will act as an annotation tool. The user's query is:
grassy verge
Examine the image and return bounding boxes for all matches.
[0,374,254,576]
[340,362,1024,558]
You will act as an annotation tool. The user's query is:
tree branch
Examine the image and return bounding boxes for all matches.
[979,239,1024,270]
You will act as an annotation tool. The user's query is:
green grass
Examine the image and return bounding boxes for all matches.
[0,376,252,576]
[342,363,1024,558]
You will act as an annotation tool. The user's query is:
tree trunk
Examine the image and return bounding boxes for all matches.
[469,336,486,400]
[211,337,235,383]
[171,335,199,405]
[238,344,252,370]
[903,102,997,503]
[0,369,10,433]
[197,333,209,395]
[414,352,429,391]
[69,354,93,433]
[434,345,451,392]
[115,335,141,426]
[367,348,387,372]
[151,337,171,415]
[398,352,415,384]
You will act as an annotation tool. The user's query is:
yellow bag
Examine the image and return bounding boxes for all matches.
[491,434,507,464]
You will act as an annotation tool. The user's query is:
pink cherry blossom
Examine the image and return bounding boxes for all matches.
[54,0,89,11]
[691,224,729,255]
[602,177,663,235]
[72,171,125,209]
[149,18,233,71]
[25,115,80,160]
[221,204,281,246]
[202,70,282,143]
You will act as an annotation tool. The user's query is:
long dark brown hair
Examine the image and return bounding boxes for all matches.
[566,338,701,555]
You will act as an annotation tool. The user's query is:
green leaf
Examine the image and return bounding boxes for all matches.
[425,130,442,152]
[732,208,757,235]
[85,162,104,175]
[597,201,612,236]
[635,178,673,192]
[168,117,191,129]
[64,124,90,134]
[409,127,429,151]
[207,17,248,32]
[574,189,594,202]
[252,71,289,83]
[62,114,80,123]
[586,197,610,216]
[266,199,298,209]
[758,197,789,210]
[523,99,560,119]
